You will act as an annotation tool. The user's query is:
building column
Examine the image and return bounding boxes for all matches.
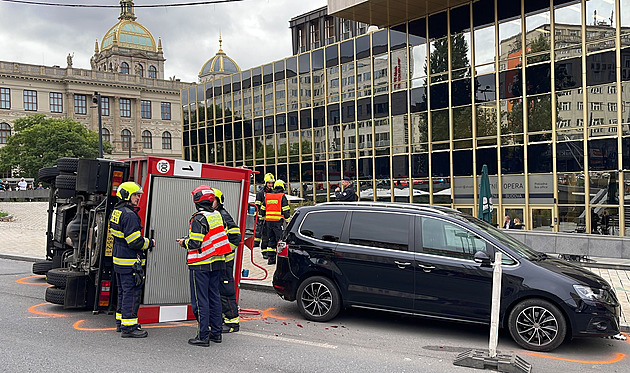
[135,97,142,156]
[113,96,120,152]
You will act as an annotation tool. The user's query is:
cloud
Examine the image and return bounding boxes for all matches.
[0,0,326,82]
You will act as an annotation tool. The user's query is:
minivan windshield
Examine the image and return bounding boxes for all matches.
[457,214,540,260]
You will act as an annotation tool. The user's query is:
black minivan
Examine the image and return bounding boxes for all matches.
[272,202,620,352]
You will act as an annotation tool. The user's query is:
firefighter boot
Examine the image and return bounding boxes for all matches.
[209,334,222,343]
[121,328,148,338]
[222,323,240,333]
[188,336,210,347]
[267,254,276,265]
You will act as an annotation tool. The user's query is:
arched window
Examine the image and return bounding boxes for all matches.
[162,131,172,150]
[102,128,111,143]
[148,65,157,79]
[120,62,129,74]
[0,122,11,144]
[137,64,144,77]
[121,129,131,150]
[142,130,152,149]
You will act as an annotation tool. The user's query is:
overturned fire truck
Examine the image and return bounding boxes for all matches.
[33,156,254,323]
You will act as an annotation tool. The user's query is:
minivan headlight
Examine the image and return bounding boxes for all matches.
[573,285,608,302]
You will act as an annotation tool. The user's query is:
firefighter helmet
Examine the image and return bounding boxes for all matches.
[117,181,143,201]
[264,173,275,183]
[192,185,215,204]
[274,179,285,190]
[212,188,225,205]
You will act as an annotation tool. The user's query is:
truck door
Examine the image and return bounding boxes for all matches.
[143,175,245,305]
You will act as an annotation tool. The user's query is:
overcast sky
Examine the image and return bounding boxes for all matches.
[0,0,327,82]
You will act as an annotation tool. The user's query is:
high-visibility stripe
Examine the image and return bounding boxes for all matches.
[282,206,290,211]
[121,318,138,326]
[227,227,240,235]
[189,232,204,241]
[141,238,150,250]
[125,231,141,243]
[113,257,137,266]
[224,316,239,324]
[116,313,122,321]
[188,254,225,265]
[225,251,235,262]
[110,229,124,238]
[187,211,231,265]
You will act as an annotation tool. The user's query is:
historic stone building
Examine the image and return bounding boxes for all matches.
[0,0,190,164]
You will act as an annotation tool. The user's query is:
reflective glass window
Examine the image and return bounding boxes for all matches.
[476,148,498,174]
[474,74,495,102]
[356,35,370,59]
[286,57,297,78]
[586,51,616,86]
[431,151,450,177]
[528,143,553,173]
[326,44,339,67]
[340,40,354,63]
[372,30,388,55]
[410,87,427,112]
[349,212,410,251]
[299,53,310,75]
[341,101,355,123]
[501,146,524,174]
[390,23,407,51]
[526,63,551,95]
[473,0,494,28]
[391,91,408,115]
[588,138,618,171]
[453,150,473,176]
[274,60,285,81]
[557,141,584,172]
[412,153,429,177]
[409,17,427,45]
[430,83,448,110]
[555,57,582,90]
[312,49,324,71]
[429,11,447,40]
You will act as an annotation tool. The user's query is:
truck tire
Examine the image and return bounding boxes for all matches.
[45,286,65,305]
[55,175,76,191]
[38,166,60,184]
[32,261,54,275]
[57,157,79,174]
[46,268,73,289]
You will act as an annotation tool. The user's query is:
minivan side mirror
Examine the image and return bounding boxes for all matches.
[474,250,492,267]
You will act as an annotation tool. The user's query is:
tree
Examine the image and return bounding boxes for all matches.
[0,114,111,177]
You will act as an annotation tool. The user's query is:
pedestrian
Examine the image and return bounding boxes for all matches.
[177,186,231,347]
[503,215,515,229]
[109,181,155,338]
[512,217,523,229]
[335,177,358,201]
[18,178,27,191]
[36,183,44,190]
[255,173,275,259]
[211,188,242,333]
[260,179,290,265]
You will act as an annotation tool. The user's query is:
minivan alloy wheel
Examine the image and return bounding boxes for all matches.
[508,298,566,352]
[296,276,341,322]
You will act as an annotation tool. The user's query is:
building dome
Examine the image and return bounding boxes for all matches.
[101,0,156,52]
[199,36,241,79]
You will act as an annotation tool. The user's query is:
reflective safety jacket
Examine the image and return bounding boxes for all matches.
[109,203,153,274]
[218,207,241,262]
[184,210,231,266]
[261,190,290,222]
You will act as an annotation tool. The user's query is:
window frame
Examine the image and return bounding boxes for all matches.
[121,129,132,150]
[142,130,152,149]
[148,65,158,79]
[120,62,130,74]
[339,210,413,252]
[101,97,110,116]
[74,94,87,115]
[161,102,171,120]
[0,87,10,109]
[23,90,37,111]
[141,100,152,119]
[0,122,11,144]
[49,92,63,113]
[297,210,348,243]
[162,131,172,149]
[120,98,131,117]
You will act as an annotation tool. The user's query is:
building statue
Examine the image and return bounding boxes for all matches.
[134,62,142,75]
[90,56,96,70]
[67,53,74,67]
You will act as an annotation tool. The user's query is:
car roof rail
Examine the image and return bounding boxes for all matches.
[318,202,457,215]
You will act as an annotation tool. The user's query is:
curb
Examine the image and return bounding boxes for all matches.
[0,253,43,263]
[240,280,275,293]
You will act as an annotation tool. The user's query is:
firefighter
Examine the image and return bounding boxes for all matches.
[177,186,231,347]
[255,173,275,259]
[109,181,155,338]
[211,188,241,333]
[260,179,290,265]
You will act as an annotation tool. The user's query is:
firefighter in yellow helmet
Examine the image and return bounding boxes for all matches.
[260,179,290,265]
[211,188,242,333]
[109,181,155,338]
[254,173,275,259]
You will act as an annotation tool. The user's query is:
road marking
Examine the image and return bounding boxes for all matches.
[73,319,196,331]
[524,352,625,364]
[239,330,338,349]
[16,275,50,286]
[28,303,66,318]
[240,307,288,321]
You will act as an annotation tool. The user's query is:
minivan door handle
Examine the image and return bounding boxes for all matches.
[417,263,436,272]
[394,261,411,269]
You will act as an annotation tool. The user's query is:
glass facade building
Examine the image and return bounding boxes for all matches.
[182,0,630,236]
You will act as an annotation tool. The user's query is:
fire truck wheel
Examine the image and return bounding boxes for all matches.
[57,157,79,174]
[55,175,76,191]
[46,268,73,289]
[45,287,65,305]
[32,260,54,275]
[37,166,59,184]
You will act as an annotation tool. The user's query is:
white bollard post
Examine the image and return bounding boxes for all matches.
[489,251,502,358]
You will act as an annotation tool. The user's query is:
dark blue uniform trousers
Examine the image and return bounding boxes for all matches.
[189,268,222,340]
[220,260,239,323]
[116,271,142,332]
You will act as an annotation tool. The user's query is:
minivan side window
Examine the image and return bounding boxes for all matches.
[348,212,410,251]
[420,217,487,260]
[299,211,346,242]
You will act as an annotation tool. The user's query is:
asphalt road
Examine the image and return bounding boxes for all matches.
[2,258,630,373]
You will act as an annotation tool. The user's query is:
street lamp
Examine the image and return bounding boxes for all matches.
[92,92,103,158]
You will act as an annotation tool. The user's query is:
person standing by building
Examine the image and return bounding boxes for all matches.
[177,186,231,347]
[503,215,515,229]
[18,178,27,191]
[255,173,275,259]
[335,177,358,202]
[260,179,290,265]
[109,181,155,338]
[211,188,241,333]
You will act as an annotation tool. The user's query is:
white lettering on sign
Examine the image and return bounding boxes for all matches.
[156,160,170,174]
[174,159,202,178]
